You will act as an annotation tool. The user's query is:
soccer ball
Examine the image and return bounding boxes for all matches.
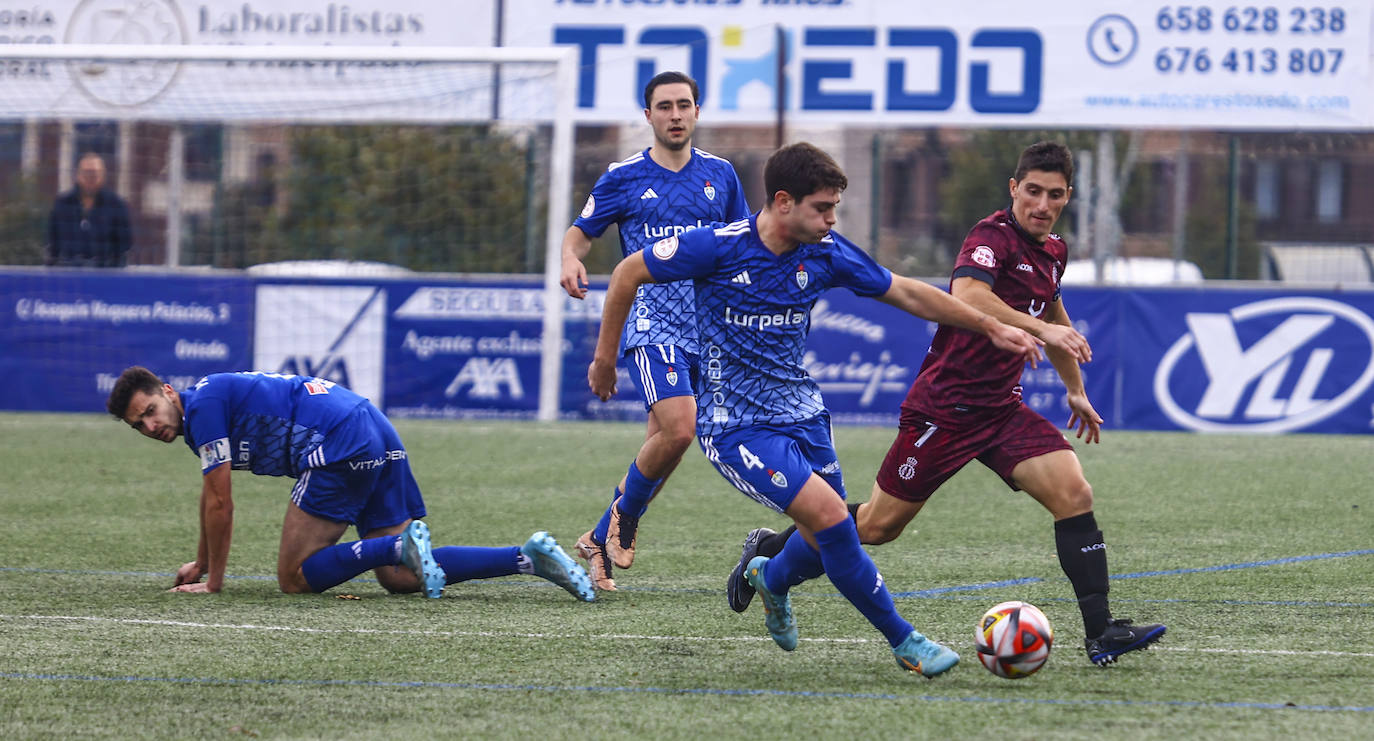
[974,600,1054,679]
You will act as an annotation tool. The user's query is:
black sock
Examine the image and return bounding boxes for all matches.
[1054,511,1111,638]
[757,501,864,558]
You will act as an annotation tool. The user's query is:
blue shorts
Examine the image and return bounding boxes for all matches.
[624,344,698,412]
[289,404,427,536]
[697,413,846,513]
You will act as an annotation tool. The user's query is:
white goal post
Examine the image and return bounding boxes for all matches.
[2,43,579,422]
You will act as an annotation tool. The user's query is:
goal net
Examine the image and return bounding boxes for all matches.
[0,44,578,421]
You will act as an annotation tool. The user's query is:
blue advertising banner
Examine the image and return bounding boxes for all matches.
[4,268,1371,434]
[378,280,635,421]
[1118,289,1374,434]
[0,269,253,413]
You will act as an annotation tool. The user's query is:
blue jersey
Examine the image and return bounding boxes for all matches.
[643,214,893,436]
[573,147,749,356]
[179,372,370,477]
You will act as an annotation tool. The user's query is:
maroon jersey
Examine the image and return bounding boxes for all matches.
[902,209,1067,422]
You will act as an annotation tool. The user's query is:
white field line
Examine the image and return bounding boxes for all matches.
[4,614,1373,659]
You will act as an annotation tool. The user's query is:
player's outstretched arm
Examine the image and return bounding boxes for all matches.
[1041,299,1104,443]
[170,465,234,593]
[589,252,656,401]
[879,275,1043,366]
[559,226,594,299]
[952,277,1091,363]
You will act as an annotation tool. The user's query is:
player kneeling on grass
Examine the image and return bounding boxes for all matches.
[106,367,594,603]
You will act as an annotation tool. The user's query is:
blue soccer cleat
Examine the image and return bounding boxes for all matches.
[745,556,797,651]
[893,631,960,678]
[400,520,445,599]
[522,531,596,603]
[1085,619,1167,666]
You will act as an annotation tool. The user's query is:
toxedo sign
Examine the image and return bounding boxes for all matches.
[504,0,1373,129]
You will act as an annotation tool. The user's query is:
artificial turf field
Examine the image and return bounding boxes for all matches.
[1,413,1370,739]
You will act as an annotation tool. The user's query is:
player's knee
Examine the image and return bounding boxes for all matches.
[1059,479,1094,516]
[374,566,417,594]
[662,419,696,453]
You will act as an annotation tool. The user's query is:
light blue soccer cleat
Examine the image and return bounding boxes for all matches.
[745,556,797,651]
[892,630,960,678]
[522,531,596,603]
[400,520,446,599]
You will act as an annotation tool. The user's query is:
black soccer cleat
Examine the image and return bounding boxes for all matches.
[727,527,775,613]
[1085,619,1167,666]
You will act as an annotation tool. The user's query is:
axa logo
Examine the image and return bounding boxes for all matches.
[1153,298,1374,432]
[445,357,525,400]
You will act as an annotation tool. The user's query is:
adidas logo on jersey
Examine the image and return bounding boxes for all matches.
[731,270,752,286]
[640,188,659,200]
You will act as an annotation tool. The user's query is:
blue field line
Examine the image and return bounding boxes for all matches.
[1110,549,1374,579]
[2,671,1371,714]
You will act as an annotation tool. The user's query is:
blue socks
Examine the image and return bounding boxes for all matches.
[433,546,524,584]
[769,518,915,648]
[300,538,526,591]
[762,529,825,593]
[300,535,400,592]
[618,460,660,518]
[592,461,661,544]
[591,487,617,544]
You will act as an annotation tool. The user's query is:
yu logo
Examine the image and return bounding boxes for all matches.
[1154,297,1374,432]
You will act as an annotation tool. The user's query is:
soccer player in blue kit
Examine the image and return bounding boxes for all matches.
[560,71,750,591]
[587,143,1043,675]
[731,142,1167,666]
[106,367,594,602]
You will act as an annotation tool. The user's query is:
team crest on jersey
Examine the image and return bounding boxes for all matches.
[652,236,679,260]
[972,245,996,268]
[795,263,809,289]
[665,366,679,386]
[898,456,918,480]
[580,194,596,219]
[769,469,788,488]
[703,180,716,200]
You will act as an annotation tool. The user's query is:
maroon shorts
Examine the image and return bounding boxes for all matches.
[874,403,1073,503]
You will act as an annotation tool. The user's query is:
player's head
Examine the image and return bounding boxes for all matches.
[643,71,699,152]
[763,142,848,244]
[1009,141,1073,243]
[75,152,107,197]
[107,366,183,443]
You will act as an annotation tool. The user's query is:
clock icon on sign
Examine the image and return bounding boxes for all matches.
[1087,14,1137,66]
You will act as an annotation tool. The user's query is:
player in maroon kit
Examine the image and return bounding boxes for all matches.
[728,141,1166,666]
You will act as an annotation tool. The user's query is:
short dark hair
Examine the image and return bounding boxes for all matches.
[106,366,163,418]
[643,70,699,109]
[763,142,848,205]
[1014,141,1074,184]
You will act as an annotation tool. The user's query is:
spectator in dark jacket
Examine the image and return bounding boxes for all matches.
[47,153,133,267]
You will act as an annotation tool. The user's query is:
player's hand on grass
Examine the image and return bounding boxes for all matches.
[588,357,618,401]
[1037,323,1092,363]
[560,258,589,299]
[168,582,218,594]
[1065,391,1103,444]
[173,560,205,587]
[987,322,1044,368]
